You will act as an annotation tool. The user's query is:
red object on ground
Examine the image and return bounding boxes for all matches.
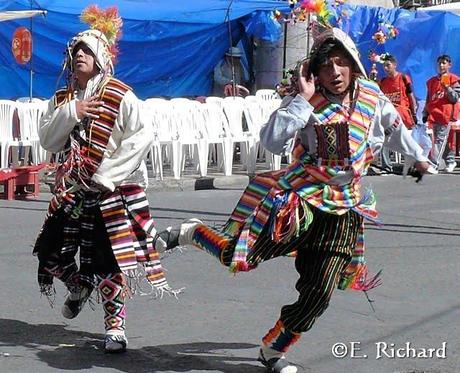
[0,164,46,200]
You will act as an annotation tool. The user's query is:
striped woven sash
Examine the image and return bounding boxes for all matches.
[49,78,131,215]
[99,185,171,293]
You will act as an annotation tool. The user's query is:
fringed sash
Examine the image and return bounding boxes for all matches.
[225,79,382,290]
[99,185,177,296]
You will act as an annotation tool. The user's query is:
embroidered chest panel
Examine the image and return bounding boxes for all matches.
[314,121,349,162]
[309,79,380,165]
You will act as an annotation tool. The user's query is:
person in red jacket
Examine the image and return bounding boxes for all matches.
[379,54,418,129]
[378,54,419,172]
[422,55,460,173]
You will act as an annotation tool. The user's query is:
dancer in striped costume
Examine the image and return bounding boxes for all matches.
[33,6,174,354]
[163,27,431,372]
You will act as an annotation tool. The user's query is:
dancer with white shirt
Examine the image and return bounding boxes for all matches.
[33,5,174,353]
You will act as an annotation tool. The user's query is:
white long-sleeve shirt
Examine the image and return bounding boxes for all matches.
[39,75,152,192]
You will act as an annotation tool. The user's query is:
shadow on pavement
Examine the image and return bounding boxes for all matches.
[0,318,264,372]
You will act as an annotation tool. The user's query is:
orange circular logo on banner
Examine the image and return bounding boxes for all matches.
[12,27,32,64]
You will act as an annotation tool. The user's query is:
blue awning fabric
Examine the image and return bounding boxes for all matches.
[0,0,290,99]
[2,2,460,100]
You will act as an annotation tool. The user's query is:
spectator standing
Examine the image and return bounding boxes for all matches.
[212,47,249,97]
[423,55,460,173]
[379,54,418,129]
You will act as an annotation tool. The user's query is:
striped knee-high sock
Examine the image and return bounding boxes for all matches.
[98,273,127,335]
[262,319,301,354]
[192,225,235,266]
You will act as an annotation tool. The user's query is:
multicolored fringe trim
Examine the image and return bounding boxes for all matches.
[100,185,182,299]
[338,260,382,291]
[270,192,314,244]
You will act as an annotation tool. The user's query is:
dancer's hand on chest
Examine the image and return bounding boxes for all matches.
[76,95,105,120]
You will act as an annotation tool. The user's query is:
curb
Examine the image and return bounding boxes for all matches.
[38,174,250,194]
[146,174,250,192]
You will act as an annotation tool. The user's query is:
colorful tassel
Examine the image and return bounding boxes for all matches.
[271,192,314,244]
[338,261,382,291]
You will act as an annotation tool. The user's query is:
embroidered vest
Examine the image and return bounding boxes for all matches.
[277,78,380,217]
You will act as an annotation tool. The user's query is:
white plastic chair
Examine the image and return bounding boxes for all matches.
[171,100,208,178]
[261,98,282,119]
[144,99,181,179]
[0,100,18,169]
[142,101,164,180]
[221,96,256,174]
[17,102,48,164]
[197,103,230,176]
[205,96,224,108]
[264,98,288,167]
[145,97,169,105]
[170,97,192,106]
[243,99,282,171]
[244,95,259,104]
[16,97,43,103]
[255,89,279,101]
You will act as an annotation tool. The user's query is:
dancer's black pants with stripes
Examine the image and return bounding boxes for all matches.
[193,206,362,334]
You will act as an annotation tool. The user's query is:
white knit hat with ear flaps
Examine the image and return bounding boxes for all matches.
[65,5,123,76]
[68,29,114,74]
[310,27,367,78]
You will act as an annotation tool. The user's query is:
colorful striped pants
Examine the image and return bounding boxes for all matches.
[193,206,362,352]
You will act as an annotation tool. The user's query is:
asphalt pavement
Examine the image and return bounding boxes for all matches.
[0,170,459,373]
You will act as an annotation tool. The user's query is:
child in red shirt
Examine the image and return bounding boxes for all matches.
[379,54,418,130]
[423,55,460,173]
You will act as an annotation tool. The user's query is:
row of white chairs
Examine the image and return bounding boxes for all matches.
[0,99,49,169]
[143,95,283,179]
[0,93,283,179]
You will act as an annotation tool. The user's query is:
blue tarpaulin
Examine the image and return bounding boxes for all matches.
[2,2,460,100]
[0,0,290,99]
[332,4,460,101]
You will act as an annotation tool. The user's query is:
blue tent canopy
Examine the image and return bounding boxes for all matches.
[332,4,460,101]
[0,0,290,99]
[2,2,460,101]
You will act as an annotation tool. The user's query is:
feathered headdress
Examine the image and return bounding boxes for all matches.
[80,5,123,60]
[80,5,123,62]
[64,4,123,77]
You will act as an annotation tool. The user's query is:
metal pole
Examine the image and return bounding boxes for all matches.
[306,13,311,56]
[225,0,236,96]
[29,0,33,101]
[282,22,287,78]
